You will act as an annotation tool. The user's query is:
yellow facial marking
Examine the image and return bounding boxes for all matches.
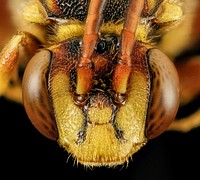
[50,73,84,145]
[88,107,112,125]
[49,62,149,167]
[116,72,150,142]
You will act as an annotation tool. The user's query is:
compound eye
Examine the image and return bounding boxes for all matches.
[146,49,180,139]
[22,50,58,140]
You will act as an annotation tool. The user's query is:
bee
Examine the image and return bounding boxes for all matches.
[0,0,199,167]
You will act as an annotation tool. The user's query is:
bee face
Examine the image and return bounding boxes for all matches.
[1,0,182,167]
[22,39,179,167]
